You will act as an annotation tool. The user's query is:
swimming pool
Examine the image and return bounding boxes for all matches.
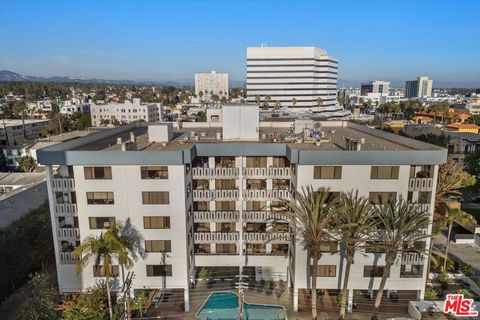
[196,291,286,320]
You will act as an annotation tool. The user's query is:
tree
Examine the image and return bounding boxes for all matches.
[274,100,281,110]
[291,97,297,110]
[220,96,227,105]
[255,95,261,106]
[316,97,323,111]
[73,222,141,319]
[12,100,29,140]
[441,209,476,271]
[435,160,476,210]
[468,114,480,125]
[198,90,204,102]
[279,186,337,320]
[16,273,60,320]
[60,284,109,320]
[197,111,206,122]
[333,191,378,319]
[464,149,480,177]
[372,199,430,314]
[132,291,148,317]
[17,155,36,172]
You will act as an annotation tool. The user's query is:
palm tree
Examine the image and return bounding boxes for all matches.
[255,95,261,106]
[441,208,476,271]
[435,160,475,211]
[274,100,281,110]
[372,199,430,314]
[12,100,29,140]
[279,186,337,320]
[291,97,297,110]
[316,97,323,112]
[333,191,378,319]
[73,222,140,319]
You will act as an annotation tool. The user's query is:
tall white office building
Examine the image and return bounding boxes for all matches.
[360,80,390,96]
[246,46,338,110]
[405,76,433,98]
[195,71,229,100]
[38,105,446,315]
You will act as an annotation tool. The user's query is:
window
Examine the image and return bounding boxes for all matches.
[86,192,114,205]
[246,243,265,255]
[400,265,423,278]
[194,223,210,232]
[141,166,168,179]
[216,201,236,211]
[93,265,119,277]
[313,166,342,179]
[216,244,237,254]
[194,201,210,211]
[272,179,289,190]
[84,167,112,179]
[215,179,236,190]
[320,241,338,253]
[418,192,430,204]
[215,157,235,168]
[312,265,336,277]
[143,216,170,229]
[194,244,211,254]
[369,192,396,205]
[145,240,171,252]
[193,180,209,190]
[365,241,386,253]
[370,166,399,179]
[271,244,288,255]
[272,157,290,168]
[245,201,267,211]
[142,191,169,204]
[146,264,172,277]
[89,217,116,229]
[364,266,388,277]
[246,157,267,168]
[216,222,235,232]
[246,179,266,190]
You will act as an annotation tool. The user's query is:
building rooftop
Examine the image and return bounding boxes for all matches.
[1,119,51,127]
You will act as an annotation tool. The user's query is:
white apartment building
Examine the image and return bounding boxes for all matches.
[247,46,338,110]
[38,105,446,314]
[90,98,162,127]
[0,119,52,146]
[405,76,433,98]
[195,71,229,100]
[360,81,390,96]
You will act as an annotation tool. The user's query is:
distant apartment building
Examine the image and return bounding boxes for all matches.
[246,46,338,109]
[38,104,446,314]
[405,76,433,98]
[194,71,229,100]
[59,100,90,117]
[90,98,162,127]
[360,80,390,96]
[0,119,52,146]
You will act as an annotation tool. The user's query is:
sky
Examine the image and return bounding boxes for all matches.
[0,0,479,87]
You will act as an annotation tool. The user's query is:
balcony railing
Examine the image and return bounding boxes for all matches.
[194,232,239,243]
[52,177,75,192]
[193,211,239,222]
[243,189,291,200]
[412,204,431,214]
[192,167,239,179]
[54,203,78,216]
[59,252,79,264]
[242,232,291,243]
[57,228,80,240]
[193,189,239,200]
[408,178,434,192]
[401,252,425,265]
[242,167,291,179]
[242,211,280,222]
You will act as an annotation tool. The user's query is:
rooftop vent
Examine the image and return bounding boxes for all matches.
[345,137,362,151]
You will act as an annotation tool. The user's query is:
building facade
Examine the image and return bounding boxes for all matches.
[0,119,52,146]
[38,105,446,314]
[360,81,390,96]
[405,76,433,98]
[246,46,338,110]
[90,98,162,127]
[194,71,229,100]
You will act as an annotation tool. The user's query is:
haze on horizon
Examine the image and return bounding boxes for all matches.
[1,0,479,87]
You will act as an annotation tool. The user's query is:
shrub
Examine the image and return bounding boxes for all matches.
[456,288,473,299]
[437,273,452,289]
[462,264,475,277]
[424,288,439,300]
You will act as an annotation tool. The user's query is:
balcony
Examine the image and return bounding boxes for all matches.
[242,211,279,222]
[408,178,434,192]
[412,204,431,214]
[57,228,80,240]
[59,252,79,264]
[193,211,239,222]
[194,232,239,243]
[401,252,425,265]
[193,189,239,201]
[52,177,75,192]
[54,203,78,217]
[242,167,291,179]
[192,167,239,179]
[243,189,291,200]
[242,232,291,243]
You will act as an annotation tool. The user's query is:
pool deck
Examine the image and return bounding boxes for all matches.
[144,282,412,319]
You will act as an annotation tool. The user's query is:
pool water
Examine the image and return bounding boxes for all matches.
[197,291,286,320]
